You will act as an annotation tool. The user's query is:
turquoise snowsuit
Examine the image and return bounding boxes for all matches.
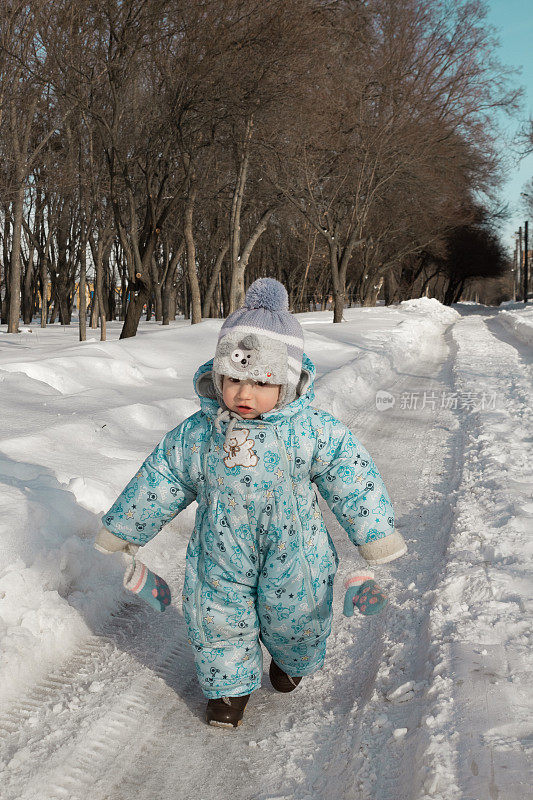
[102,355,397,698]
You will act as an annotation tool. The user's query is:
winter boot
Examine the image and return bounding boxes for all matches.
[269,660,303,693]
[206,694,250,728]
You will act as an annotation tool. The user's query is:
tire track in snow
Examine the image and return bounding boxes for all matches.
[38,640,191,800]
[349,311,532,800]
[0,583,193,800]
[333,329,464,800]
[424,312,532,800]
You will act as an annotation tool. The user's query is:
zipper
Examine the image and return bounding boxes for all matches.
[193,443,212,645]
[195,551,207,644]
[275,431,321,637]
[201,415,321,640]
[192,516,209,645]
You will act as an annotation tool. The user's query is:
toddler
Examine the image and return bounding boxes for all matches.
[95,278,406,727]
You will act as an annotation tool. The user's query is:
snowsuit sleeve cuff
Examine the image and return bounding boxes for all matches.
[358,531,407,565]
[94,526,139,555]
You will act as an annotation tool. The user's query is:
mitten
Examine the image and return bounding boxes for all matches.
[123,558,172,612]
[343,572,388,617]
[94,526,139,556]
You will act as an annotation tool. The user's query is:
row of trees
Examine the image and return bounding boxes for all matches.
[0,0,519,338]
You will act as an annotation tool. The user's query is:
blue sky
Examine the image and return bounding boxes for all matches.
[485,0,532,250]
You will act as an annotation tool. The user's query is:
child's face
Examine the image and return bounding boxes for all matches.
[222,376,281,419]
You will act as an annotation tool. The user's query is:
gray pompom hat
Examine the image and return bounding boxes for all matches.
[213,278,304,408]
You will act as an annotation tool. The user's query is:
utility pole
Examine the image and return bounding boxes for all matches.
[513,237,518,301]
[518,226,524,297]
[514,231,521,301]
[524,220,529,305]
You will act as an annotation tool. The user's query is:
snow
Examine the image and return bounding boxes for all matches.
[498,305,533,346]
[0,302,531,800]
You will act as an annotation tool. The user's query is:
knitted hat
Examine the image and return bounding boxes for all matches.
[213,278,304,408]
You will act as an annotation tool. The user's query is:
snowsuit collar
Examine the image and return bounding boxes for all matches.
[193,354,316,428]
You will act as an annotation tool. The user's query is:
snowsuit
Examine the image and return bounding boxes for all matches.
[102,355,403,699]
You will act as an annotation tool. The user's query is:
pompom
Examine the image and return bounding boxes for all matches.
[244,278,289,312]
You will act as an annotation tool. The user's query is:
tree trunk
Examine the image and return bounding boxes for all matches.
[22,239,35,324]
[431,274,447,303]
[106,265,116,321]
[120,289,148,338]
[40,228,51,328]
[145,295,153,322]
[79,239,87,341]
[182,273,189,319]
[229,208,275,313]
[331,227,364,322]
[203,239,229,317]
[153,286,162,321]
[296,233,317,311]
[229,116,253,313]
[443,278,457,306]
[221,262,230,317]
[58,290,70,326]
[90,290,99,328]
[361,275,383,306]
[2,208,11,325]
[383,269,397,306]
[7,91,38,332]
[183,184,202,324]
[95,240,107,341]
[452,278,466,304]
[229,260,246,313]
[7,183,24,333]
[49,300,57,324]
[114,198,156,339]
[328,242,344,323]
[419,269,437,298]
[168,292,176,321]
[162,241,184,325]
[120,264,127,320]
[150,255,163,321]
[332,293,344,322]
[162,285,174,325]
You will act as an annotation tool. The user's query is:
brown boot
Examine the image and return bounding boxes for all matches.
[269,660,303,693]
[206,694,250,728]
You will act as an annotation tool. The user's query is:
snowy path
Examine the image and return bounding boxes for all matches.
[3,345,454,800]
[0,305,531,800]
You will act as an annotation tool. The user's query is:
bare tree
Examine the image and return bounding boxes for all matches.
[270,0,519,320]
[0,1,74,332]
[0,0,520,334]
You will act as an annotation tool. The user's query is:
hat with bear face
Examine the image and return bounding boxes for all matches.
[213,278,304,409]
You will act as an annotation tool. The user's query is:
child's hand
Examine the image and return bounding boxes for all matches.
[343,573,388,617]
[94,526,139,556]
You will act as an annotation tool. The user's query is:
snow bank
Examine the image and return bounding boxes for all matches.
[0,320,216,702]
[312,298,459,417]
[498,306,533,346]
